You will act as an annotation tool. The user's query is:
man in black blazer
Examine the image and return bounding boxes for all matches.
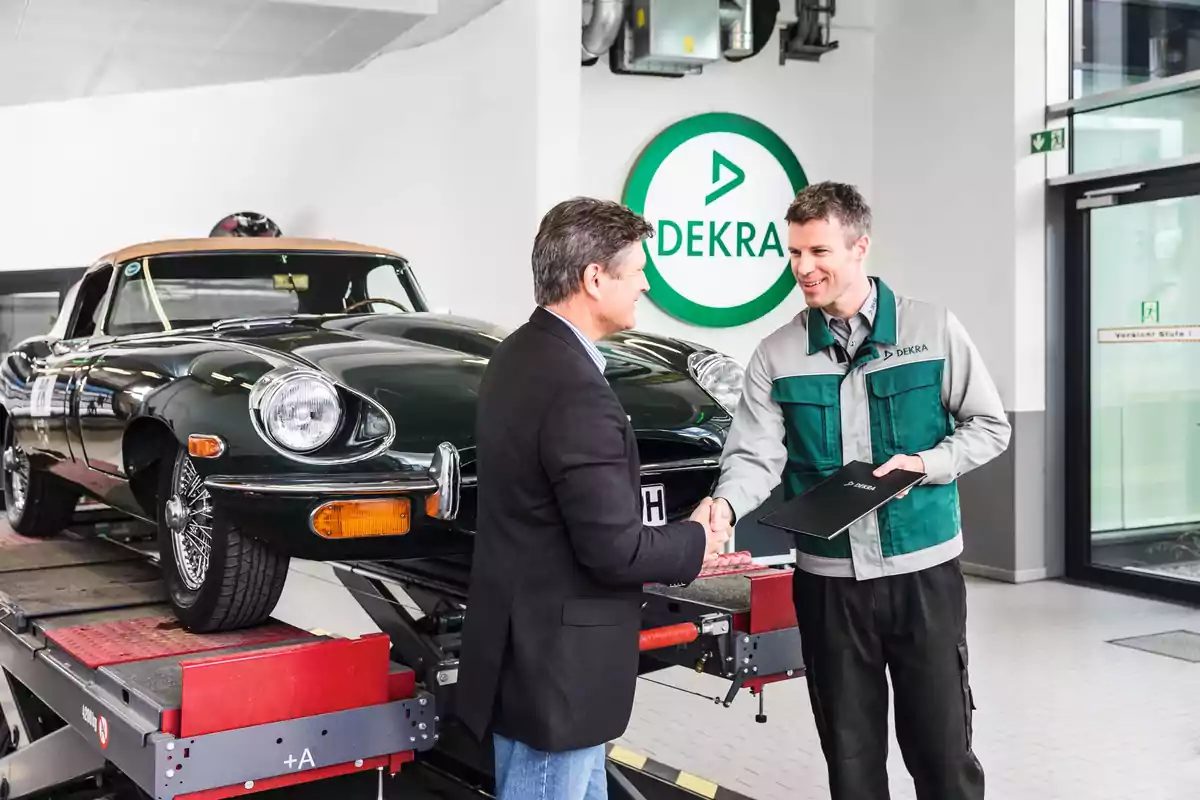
[457,197,728,800]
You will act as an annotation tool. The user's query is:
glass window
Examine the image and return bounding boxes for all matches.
[1071,86,1200,172]
[0,292,61,354]
[104,252,420,337]
[1074,0,1200,98]
[1088,193,1200,585]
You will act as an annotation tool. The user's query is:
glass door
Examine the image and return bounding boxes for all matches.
[1066,167,1200,604]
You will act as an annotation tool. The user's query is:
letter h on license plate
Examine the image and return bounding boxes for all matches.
[641,484,666,526]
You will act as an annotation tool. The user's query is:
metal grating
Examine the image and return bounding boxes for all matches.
[1109,629,1200,663]
[0,540,137,573]
[0,561,166,622]
[45,614,313,669]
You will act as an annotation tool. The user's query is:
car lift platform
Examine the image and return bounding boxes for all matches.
[0,525,803,800]
[0,528,439,800]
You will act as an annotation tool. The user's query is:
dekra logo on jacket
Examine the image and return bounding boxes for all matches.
[883,343,929,360]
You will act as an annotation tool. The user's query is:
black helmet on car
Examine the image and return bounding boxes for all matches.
[209,212,282,238]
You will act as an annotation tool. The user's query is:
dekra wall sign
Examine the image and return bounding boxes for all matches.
[623,112,808,328]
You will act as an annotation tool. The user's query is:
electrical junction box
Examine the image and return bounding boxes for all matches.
[613,0,723,76]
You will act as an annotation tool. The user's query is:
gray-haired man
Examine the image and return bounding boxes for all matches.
[457,197,728,800]
[711,182,1009,799]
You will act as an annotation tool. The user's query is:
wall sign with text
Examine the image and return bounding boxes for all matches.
[623,112,808,328]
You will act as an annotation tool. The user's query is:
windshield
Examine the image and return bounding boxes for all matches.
[104,251,425,337]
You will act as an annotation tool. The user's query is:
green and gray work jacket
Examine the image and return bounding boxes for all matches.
[715,277,1011,580]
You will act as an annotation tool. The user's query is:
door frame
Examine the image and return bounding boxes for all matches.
[1063,162,1200,606]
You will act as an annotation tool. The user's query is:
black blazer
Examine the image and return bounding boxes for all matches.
[455,307,707,753]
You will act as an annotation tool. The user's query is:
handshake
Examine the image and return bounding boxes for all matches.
[689,496,734,570]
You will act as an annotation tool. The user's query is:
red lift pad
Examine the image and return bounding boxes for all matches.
[178,632,392,737]
[748,569,797,634]
[44,614,311,669]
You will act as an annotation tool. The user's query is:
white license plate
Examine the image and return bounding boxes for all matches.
[641,484,666,526]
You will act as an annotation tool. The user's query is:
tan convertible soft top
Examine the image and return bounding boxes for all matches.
[93,237,405,269]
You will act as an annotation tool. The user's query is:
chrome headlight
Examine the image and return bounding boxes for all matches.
[688,351,745,414]
[251,370,342,453]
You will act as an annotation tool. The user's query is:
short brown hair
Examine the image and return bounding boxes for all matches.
[785,181,872,244]
[532,197,653,306]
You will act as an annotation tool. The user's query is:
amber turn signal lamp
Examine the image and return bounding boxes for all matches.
[188,434,226,459]
[425,492,441,518]
[311,498,411,539]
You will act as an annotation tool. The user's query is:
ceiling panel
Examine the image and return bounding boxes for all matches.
[201,51,294,86]
[0,0,27,38]
[129,0,256,51]
[16,0,144,44]
[90,46,208,95]
[219,2,352,57]
[296,10,423,73]
[0,0,501,107]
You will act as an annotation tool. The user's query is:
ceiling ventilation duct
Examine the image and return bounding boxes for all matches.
[778,0,839,63]
[720,0,756,59]
[599,0,782,77]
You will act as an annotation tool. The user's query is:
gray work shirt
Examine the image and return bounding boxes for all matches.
[822,279,878,361]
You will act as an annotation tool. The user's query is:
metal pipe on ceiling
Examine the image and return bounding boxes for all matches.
[582,0,625,61]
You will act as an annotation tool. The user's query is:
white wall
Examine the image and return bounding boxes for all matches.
[0,0,577,332]
[869,0,1049,415]
[871,0,1019,408]
[579,4,878,366]
[870,0,1055,580]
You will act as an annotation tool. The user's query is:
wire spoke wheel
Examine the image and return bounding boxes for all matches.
[165,454,213,592]
[3,444,29,516]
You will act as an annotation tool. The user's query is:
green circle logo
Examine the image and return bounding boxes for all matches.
[623,112,808,328]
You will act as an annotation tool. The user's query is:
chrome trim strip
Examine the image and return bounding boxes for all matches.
[205,476,438,494]
[1047,153,1200,187]
[457,456,718,488]
[1047,70,1200,118]
[639,457,721,475]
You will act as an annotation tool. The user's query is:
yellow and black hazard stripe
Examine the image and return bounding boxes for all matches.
[605,743,755,800]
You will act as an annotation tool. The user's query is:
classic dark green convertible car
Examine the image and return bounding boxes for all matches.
[0,237,745,632]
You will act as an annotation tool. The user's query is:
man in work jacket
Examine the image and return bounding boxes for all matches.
[712,181,1010,800]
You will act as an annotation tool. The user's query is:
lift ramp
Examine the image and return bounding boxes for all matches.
[0,525,776,800]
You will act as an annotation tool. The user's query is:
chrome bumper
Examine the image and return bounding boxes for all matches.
[204,442,462,521]
[456,455,720,488]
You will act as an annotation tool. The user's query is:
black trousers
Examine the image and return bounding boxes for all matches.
[793,558,984,800]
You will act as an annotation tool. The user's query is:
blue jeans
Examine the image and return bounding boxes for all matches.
[493,734,608,800]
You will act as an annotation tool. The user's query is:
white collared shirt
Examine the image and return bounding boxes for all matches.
[543,308,607,373]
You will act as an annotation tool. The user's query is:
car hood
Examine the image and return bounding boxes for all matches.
[207,314,729,458]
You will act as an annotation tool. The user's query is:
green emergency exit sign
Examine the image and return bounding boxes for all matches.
[1031,128,1065,154]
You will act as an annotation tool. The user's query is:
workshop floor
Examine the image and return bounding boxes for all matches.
[5,563,1197,800]
[268,563,1200,800]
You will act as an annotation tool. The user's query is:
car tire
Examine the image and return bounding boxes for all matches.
[157,445,289,633]
[2,417,79,537]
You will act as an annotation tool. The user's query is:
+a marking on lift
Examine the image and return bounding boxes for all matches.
[284,748,317,770]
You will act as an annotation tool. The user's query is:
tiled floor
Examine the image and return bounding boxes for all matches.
[4,563,1199,800]
[272,564,1200,800]
[615,576,1200,800]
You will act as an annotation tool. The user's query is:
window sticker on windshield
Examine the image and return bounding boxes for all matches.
[124,260,142,278]
[273,274,308,291]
